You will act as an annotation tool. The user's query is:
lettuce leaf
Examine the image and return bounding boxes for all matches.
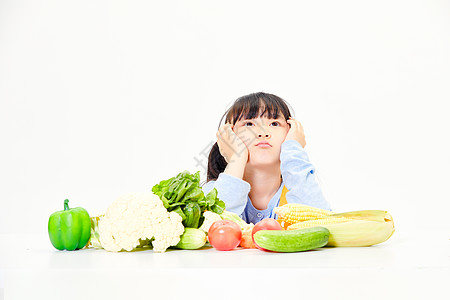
[152,171,225,220]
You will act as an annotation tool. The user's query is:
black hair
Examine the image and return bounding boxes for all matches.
[204,92,293,184]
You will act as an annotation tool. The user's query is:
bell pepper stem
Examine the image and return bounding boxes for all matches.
[64,199,70,211]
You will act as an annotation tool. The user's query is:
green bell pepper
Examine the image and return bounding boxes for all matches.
[48,199,91,250]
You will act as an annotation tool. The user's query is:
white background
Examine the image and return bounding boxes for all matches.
[1,0,449,234]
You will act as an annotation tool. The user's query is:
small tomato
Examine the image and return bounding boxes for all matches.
[252,218,283,250]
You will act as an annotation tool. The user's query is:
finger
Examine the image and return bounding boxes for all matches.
[295,119,304,129]
[295,120,304,131]
[288,117,302,127]
[293,118,302,126]
[222,123,232,130]
[216,135,224,147]
[291,119,301,128]
[287,119,297,129]
[222,126,232,138]
[225,124,236,135]
[216,129,227,141]
[287,118,298,124]
[218,124,230,135]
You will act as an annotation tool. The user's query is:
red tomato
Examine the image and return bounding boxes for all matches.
[252,218,283,250]
[208,220,240,235]
[208,220,242,251]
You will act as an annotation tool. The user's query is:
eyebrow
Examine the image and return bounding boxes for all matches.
[239,117,285,123]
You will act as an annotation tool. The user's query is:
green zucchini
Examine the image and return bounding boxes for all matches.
[182,202,201,228]
[174,228,207,250]
[253,226,330,252]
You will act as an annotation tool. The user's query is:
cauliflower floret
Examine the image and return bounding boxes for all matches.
[98,192,184,252]
[199,211,222,233]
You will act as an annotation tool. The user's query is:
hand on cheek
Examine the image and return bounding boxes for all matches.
[216,123,249,163]
[285,117,306,148]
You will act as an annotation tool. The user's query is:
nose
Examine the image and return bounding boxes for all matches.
[258,133,271,138]
[255,121,271,139]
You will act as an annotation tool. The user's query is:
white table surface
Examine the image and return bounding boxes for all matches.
[1,229,449,300]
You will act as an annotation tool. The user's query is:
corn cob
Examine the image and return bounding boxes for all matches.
[287,216,353,229]
[274,203,333,229]
[274,203,332,222]
[286,210,395,247]
[331,210,389,222]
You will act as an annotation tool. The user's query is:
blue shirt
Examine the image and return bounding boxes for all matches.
[201,140,332,224]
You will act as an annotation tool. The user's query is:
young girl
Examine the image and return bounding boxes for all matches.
[202,92,331,224]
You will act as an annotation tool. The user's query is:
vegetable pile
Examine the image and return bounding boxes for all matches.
[48,170,232,253]
[48,170,395,253]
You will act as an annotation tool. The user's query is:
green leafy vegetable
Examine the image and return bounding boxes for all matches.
[152,171,226,227]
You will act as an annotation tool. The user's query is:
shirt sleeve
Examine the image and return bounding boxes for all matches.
[280,140,332,211]
[201,173,251,216]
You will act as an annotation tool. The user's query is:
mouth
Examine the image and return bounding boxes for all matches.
[255,142,272,148]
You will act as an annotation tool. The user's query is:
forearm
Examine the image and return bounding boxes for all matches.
[202,173,250,215]
[223,155,247,180]
[280,140,331,210]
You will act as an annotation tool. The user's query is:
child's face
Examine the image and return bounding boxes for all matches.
[233,115,290,167]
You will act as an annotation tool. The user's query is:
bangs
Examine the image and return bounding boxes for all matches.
[223,92,292,125]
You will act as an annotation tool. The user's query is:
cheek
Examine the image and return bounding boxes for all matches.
[279,128,289,139]
[271,130,289,147]
[235,128,257,145]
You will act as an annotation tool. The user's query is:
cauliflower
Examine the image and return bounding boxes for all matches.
[199,211,222,233]
[98,192,184,252]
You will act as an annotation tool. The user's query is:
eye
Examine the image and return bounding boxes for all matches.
[243,121,254,126]
[270,121,280,126]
